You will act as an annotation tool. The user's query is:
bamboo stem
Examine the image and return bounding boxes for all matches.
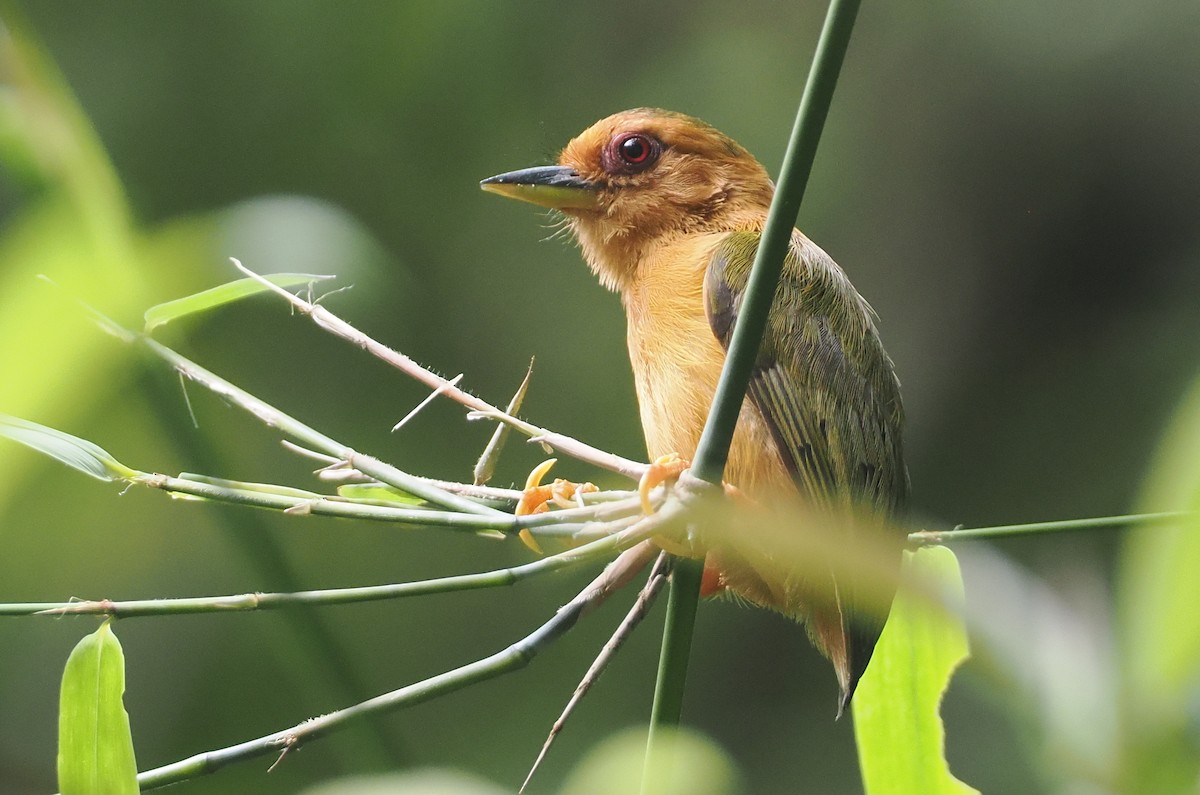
[644,1,864,789]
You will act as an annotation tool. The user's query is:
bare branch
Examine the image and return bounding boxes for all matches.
[231,259,648,481]
[520,551,671,793]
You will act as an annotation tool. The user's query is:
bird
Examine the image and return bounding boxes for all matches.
[481,108,907,712]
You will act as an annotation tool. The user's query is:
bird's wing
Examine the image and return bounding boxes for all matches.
[704,229,908,705]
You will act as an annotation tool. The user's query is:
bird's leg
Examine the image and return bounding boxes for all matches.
[514,458,598,554]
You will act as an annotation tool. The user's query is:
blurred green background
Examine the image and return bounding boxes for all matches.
[2,2,1199,793]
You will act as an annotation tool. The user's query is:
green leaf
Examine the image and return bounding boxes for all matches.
[0,415,137,481]
[853,546,978,795]
[1119,373,1200,707]
[1115,373,1200,790]
[336,483,427,505]
[472,360,532,486]
[143,272,334,332]
[57,622,139,795]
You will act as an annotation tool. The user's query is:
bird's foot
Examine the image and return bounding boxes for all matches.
[637,453,691,514]
[514,458,597,553]
[700,563,726,597]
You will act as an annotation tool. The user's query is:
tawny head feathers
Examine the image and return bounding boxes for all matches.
[557,109,775,290]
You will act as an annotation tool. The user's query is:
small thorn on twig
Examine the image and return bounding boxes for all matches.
[518,551,672,794]
[266,736,297,773]
[392,373,463,432]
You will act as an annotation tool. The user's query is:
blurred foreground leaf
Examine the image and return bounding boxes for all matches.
[57,621,138,795]
[853,546,977,795]
[143,272,334,332]
[1116,371,1200,791]
[299,770,507,795]
[0,12,204,489]
[561,726,739,795]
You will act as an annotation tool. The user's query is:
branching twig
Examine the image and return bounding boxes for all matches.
[126,522,675,791]
[231,259,649,481]
[131,471,650,539]
[83,301,506,518]
[520,551,673,794]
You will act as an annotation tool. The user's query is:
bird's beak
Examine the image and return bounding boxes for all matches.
[480,165,599,210]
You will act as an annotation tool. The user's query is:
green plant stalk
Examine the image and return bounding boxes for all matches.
[139,361,402,773]
[0,526,644,617]
[644,0,863,785]
[77,300,505,518]
[114,527,674,792]
[6,510,1179,618]
[643,555,704,771]
[135,472,643,538]
[907,511,1191,545]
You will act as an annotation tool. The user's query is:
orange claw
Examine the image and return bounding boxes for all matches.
[637,453,690,514]
[515,458,559,518]
[514,458,598,554]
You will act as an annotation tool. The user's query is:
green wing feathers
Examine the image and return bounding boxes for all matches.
[705,230,908,708]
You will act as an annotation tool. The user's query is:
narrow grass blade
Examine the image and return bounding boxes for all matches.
[58,621,139,795]
[0,415,137,481]
[143,273,334,332]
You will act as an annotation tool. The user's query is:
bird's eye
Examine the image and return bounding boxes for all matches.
[606,132,660,174]
[619,135,651,164]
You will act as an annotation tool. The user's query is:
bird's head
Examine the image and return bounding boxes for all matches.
[482,108,774,291]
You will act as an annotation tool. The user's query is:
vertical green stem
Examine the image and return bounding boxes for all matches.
[642,0,863,787]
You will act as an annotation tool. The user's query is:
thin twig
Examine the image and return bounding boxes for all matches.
[133,471,646,539]
[81,299,506,518]
[280,438,532,502]
[392,373,463,431]
[907,511,1191,545]
[4,524,650,618]
[520,551,672,794]
[230,259,648,481]
[125,520,674,791]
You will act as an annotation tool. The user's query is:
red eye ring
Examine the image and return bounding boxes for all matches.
[605,132,661,174]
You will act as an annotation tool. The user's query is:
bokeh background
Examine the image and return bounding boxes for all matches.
[2,2,1199,793]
